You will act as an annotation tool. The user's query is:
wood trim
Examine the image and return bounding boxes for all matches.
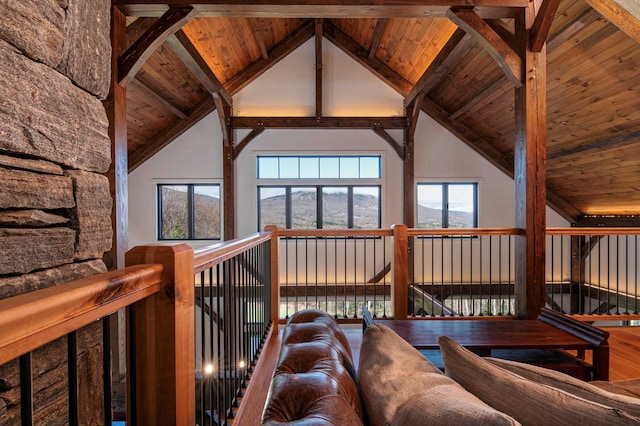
[0,264,163,365]
[118,6,196,86]
[229,116,406,128]
[404,28,468,106]
[447,7,523,87]
[530,0,561,52]
[167,30,233,105]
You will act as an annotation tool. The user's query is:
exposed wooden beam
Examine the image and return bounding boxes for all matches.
[373,127,404,159]
[118,6,196,86]
[448,75,506,120]
[213,93,232,146]
[530,0,561,52]
[125,17,157,49]
[368,18,388,60]
[129,78,188,119]
[229,116,407,128]
[323,20,413,95]
[105,6,129,270]
[584,0,640,44]
[514,8,546,319]
[447,7,523,87]
[407,92,424,141]
[232,127,265,160]
[114,1,529,19]
[247,18,269,60]
[166,30,233,105]
[404,28,468,106]
[547,130,640,160]
[576,215,640,227]
[546,8,601,52]
[315,18,323,118]
[225,20,315,95]
[128,97,216,172]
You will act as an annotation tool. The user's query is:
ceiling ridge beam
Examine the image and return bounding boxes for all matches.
[546,8,601,52]
[128,96,216,173]
[404,28,468,106]
[225,19,315,95]
[118,6,196,86]
[316,18,323,118]
[584,0,640,45]
[448,75,506,120]
[530,0,561,52]
[229,116,406,128]
[129,78,188,119]
[247,18,269,60]
[368,18,389,60]
[447,7,523,87]
[323,20,413,95]
[547,129,640,160]
[166,30,233,105]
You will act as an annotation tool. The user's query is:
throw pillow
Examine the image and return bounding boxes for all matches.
[439,335,640,425]
[358,325,520,426]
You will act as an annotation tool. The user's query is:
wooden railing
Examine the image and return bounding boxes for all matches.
[2,226,640,424]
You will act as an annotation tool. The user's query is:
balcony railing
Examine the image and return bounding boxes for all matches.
[1,226,640,424]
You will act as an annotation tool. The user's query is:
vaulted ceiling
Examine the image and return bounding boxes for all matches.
[114,0,640,224]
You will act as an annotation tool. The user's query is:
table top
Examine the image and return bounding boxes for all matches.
[374,318,596,351]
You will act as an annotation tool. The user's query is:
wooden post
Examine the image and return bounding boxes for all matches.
[265,225,280,330]
[104,5,128,271]
[514,6,547,319]
[392,224,409,319]
[125,244,195,425]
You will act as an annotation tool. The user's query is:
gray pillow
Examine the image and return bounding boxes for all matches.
[358,325,520,426]
[439,335,640,426]
[487,357,640,418]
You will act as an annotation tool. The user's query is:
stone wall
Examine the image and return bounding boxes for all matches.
[0,0,112,424]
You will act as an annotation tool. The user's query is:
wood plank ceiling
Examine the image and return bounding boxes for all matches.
[116,0,640,224]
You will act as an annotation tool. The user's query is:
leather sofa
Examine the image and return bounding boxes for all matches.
[261,309,640,425]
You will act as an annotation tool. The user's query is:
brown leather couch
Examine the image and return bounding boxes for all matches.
[261,309,364,425]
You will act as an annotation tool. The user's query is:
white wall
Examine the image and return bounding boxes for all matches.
[128,37,568,249]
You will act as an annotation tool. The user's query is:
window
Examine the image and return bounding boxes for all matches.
[158,184,221,240]
[416,183,478,228]
[257,155,382,230]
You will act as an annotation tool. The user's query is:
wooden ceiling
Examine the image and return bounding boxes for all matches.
[114,0,640,224]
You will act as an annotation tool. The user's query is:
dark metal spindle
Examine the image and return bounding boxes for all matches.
[20,352,33,426]
[68,331,79,426]
[102,316,112,426]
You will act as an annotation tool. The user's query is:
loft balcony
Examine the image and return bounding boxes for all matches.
[1,226,640,424]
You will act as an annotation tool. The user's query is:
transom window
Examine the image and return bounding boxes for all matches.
[416,182,478,228]
[157,184,221,240]
[257,155,382,230]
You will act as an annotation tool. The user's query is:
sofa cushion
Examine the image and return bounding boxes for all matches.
[439,335,640,425]
[591,379,640,399]
[487,357,640,417]
[358,325,520,426]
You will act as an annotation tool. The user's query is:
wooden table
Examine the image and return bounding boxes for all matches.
[369,308,610,381]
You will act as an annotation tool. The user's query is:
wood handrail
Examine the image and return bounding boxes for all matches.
[277,228,394,238]
[408,227,524,237]
[0,264,163,365]
[547,227,640,236]
[193,231,272,273]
